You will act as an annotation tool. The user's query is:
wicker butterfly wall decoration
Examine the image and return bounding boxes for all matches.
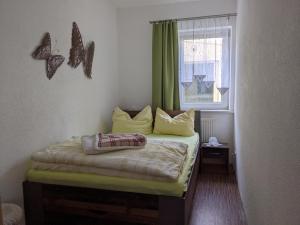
[68,22,95,79]
[32,33,65,80]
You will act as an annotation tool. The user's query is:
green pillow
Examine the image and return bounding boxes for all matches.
[112,106,153,135]
[153,108,195,136]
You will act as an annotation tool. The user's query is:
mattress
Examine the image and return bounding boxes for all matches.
[26,133,199,197]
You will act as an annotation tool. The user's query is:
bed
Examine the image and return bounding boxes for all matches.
[23,110,201,225]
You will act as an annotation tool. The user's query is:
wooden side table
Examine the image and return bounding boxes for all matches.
[200,143,230,173]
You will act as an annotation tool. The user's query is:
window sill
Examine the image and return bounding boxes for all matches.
[180,105,234,114]
[201,109,234,114]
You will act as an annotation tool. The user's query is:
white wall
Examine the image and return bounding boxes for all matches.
[117,0,237,159]
[0,0,119,204]
[235,0,300,224]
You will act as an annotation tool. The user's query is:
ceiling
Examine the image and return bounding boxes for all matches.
[111,0,201,8]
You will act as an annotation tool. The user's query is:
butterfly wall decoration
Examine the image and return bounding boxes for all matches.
[32,33,65,80]
[68,22,95,79]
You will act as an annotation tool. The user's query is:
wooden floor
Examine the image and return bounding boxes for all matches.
[189,166,247,225]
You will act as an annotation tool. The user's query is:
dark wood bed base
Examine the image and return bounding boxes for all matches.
[23,110,201,225]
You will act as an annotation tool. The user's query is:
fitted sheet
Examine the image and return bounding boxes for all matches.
[26,133,199,197]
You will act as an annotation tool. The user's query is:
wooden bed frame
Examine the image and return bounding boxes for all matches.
[23,110,201,225]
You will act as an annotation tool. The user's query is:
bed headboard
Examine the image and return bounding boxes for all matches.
[125,110,201,137]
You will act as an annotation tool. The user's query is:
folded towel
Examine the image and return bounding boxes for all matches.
[82,133,147,155]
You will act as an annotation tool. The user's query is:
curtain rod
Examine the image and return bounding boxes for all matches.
[149,13,237,24]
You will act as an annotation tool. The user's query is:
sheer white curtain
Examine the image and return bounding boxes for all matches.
[178,16,234,95]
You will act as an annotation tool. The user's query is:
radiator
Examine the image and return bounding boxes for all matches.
[201,118,215,143]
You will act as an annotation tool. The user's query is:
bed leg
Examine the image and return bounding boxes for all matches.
[23,181,44,225]
[159,196,185,225]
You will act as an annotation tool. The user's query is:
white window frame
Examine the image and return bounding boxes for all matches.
[179,24,236,111]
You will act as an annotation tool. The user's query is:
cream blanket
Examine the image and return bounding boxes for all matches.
[31,138,188,181]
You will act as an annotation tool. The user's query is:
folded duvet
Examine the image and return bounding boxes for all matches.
[81,133,146,155]
[31,137,188,181]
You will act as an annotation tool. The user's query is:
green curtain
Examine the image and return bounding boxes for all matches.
[152,21,180,110]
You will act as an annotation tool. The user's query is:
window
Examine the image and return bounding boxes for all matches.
[178,17,235,110]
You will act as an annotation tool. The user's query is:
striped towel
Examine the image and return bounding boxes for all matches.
[82,133,147,155]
